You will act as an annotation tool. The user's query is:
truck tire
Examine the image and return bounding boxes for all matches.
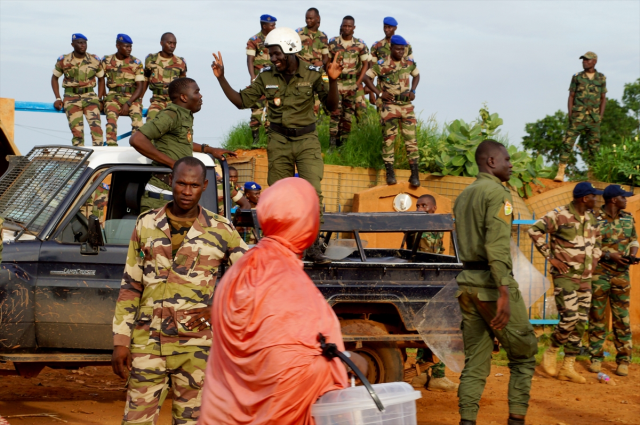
[340,319,404,384]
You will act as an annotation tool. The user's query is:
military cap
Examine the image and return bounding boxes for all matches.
[72,33,87,41]
[260,14,277,23]
[244,182,262,191]
[383,16,398,26]
[603,184,634,199]
[580,51,597,60]
[117,33,133,44]
[573,181,603,198]
[390,35,408,46]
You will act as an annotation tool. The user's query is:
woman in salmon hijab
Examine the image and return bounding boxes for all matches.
[198,177,349,425]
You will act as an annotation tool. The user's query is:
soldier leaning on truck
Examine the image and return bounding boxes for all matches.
[101,34,145,146]
[112,156,248,425]
[52,33,105,147]
[589,184,638,377]
[528,182,602,384]
[128,77,239,213]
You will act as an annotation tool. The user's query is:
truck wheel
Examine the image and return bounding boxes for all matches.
[340,319,404,384]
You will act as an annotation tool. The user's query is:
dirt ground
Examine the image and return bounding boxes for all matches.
[1,361,639,425]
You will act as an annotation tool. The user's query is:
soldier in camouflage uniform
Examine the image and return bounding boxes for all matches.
[370,17,414,64]
[328,16,370,149]
[554,52,607,182]
[246,15,276,145]
[52,33,104,147]
[297,8,330,117]
[112,156,248,425]
[144,32,187,121]
[528,182,603,384]
[101,34,145,146]
[363,35,420,187]
[589,185,638,377]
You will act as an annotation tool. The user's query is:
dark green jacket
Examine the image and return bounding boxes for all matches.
[453,173,517,298]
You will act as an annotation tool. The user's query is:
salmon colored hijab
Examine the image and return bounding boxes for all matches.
[198,178,348,425]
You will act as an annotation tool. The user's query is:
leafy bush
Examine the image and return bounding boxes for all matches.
[591,136,640,186]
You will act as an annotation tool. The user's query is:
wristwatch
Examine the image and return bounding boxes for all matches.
[410,90,416,94]
[201,143,209,153]
[55,97,61,101]
[126,100,132,107]
[604,252,611,261]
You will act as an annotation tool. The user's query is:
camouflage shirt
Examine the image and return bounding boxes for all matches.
[370,37,414,62]
[528,202,602,281]
[0,216,3,263]
[569,70,607,123]
[246,31,272,76]
[296,26,329,67]
[328,35,370,88]
[419,232,445,254]
[366,56,419,104]
[101,54,145,89]
[595,205,639,274]
[53,52,104,88]
[144,52,187,93]
[112,204,247,355]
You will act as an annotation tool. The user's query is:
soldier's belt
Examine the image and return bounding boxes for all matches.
[339,73,358,80]
[64,87,95,95]
[109,86,136,94]
[145,190,173,201]
[463,261,490,271]
[151,86,169,95]
[394,94,412,102]
[270,122,316,138]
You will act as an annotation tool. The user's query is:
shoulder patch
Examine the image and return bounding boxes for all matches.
[407,58,415,63]
[504,200,513,216]
[251,35,257,41]
[209,211,231,225]
[57,55,64,61]
[296,27,303,33]
[134,58,141,64]
[308,65,321,72]
[260,66,272,73]
[93,54,100,61]
[146,53,152,59]
[377,59,384,65]
[329,37,336,43]
[573,72,580,77]
[180,56,186,64]
[358,38,366,45]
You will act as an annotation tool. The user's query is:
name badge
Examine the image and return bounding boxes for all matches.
[297,82,311,87]
[266,85,279,89]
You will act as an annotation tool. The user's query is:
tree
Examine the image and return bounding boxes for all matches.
[600,98,638,146]
[622,78,640,134]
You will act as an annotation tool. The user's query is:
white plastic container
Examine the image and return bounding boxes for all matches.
[312,382,422,425]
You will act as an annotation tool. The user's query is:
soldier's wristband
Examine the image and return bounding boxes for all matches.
[201,143,209,153]
[126,100,132,107]
[55,97,61,101]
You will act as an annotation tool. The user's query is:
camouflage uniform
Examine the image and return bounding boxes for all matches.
[0,216,3,263]
[328,36,370,143]
[419,232,445,254]
[528,202,602,355]
[366,56,419,164]
[296,26,329,116]
[370,38,414,62]
[144,53,187,121]
[53,52,105,146]
[560,70,607,164]
[87,182,110,225]
[589,206,638,364]
[246,32,271,130]
[102,54,145,146]
[113,204,247,425]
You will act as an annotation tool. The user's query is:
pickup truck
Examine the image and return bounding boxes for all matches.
[0,145,463,383]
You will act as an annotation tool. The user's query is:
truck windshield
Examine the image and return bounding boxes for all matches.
[0,146,91,238]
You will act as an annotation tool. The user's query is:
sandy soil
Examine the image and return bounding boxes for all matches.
[1,361,638,425]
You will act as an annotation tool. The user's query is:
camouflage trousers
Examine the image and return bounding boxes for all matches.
[329,87,356,142]
[104,93,143,146]
[63,93,103,147]
[589,270,633,364]
[250,97,269,129]
[560,118,600,164]
[550,277,592,355]
[380,102,418,164]
[354,89,367,122]
[147,95,170,121]
[122,350,208,425]
[416,348,446,379]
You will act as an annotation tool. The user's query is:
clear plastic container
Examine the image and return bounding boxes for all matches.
[312,382,422,425]
[324,239,368,261]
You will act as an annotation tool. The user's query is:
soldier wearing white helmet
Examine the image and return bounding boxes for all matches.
[211,27,343,263]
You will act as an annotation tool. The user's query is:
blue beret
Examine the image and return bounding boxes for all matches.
[244,182,262,191]
[573,181,603,198]
[72,33,87,41]
[390,35,408,46]
[117,33,133,44]
[260,14,277,23]
[383,17,398,26]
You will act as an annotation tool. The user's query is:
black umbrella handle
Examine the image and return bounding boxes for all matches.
[318,333,385,412]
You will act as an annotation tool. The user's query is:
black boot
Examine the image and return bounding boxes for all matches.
[304,236,331,264]
[385,162,397,185]
[252,129,260,146]
[409,161,420,187]
[507,417,525,425]
[459,421,476,425]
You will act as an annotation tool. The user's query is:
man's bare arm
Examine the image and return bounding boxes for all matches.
[130,131,176,168]
[51,75,63,110]
[247,55,256,83]
[600,92,607,118]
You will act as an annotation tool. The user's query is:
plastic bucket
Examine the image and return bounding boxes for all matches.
[312,382,421,425]
[324,239,368,261]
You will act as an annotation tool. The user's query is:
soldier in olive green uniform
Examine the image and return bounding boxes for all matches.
[144,32,187,121]
[453,140,537,425]
[212,27,342,262]
[554,51,607,181]
[246,15,276,145]
[101,34,145,146]
[112,157,248,425]
[52,33,105,147]
[589,185,638,377]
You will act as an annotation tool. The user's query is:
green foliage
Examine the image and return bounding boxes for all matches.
[522,110,574,170]
[622,78,640,133]
[591,136,640,186]
[600,98,639,146]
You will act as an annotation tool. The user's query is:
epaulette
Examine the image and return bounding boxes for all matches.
[146,53,153,59]
[101,55,107,62]
[93,54,101,61]
[251,35,257,41]
[358,38,365,45]
[573,72,579,77]
[308,65,321,72]
[180,56,186,64]
[260,66,272,73]
[57,55,64,61]
[209,211,231,225]
[407,58,415,63]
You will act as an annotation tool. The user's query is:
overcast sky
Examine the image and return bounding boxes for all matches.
[1,0,639,155]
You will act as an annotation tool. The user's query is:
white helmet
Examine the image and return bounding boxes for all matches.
[264,27,302,54]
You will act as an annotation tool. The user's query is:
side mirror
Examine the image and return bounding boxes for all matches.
[80,214,104,255]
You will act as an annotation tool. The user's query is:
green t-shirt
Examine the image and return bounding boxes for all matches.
[165,207,195,258]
